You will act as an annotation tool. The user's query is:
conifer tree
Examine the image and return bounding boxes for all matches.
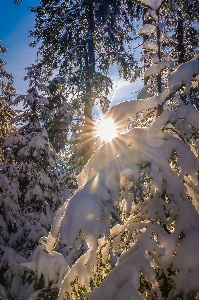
[0,65,63,299]
[28,0,142,164]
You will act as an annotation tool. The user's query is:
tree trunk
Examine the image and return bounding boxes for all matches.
[176,11,186,104]
[82,1,95,165]
[143,8,152,86]
[177,11,185,65]
[156,8,163,116]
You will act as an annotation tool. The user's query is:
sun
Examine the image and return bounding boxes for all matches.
[95,118,117,142]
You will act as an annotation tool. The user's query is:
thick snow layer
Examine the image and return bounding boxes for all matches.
[21,56,199,299]
[144,9,158,22]
[168,60,199,94]
[142,40,158,52]
[103,88,175,133]
[0,174,9,191]
[3,133,27,148]
[89,248,160,300]
[28,136,48,150]
[144,60,170,77]
[138,24,156,36]
[54,84,199,296]
[59,182,107,248]
[0,284,7,299]
[138,0,164,10]
[58,250,96,299]
[150,104,199,141]
[21,246,69,289]
[152,55,160,63]
[0,246,27,297]
[57,124,199,253]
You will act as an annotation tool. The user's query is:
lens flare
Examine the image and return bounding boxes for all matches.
[95,118,117,142]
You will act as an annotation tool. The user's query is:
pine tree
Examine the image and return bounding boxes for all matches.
[0,65,63,299]
[28,0,142,164]
[21,1,199,299]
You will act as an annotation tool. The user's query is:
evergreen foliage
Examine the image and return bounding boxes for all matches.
[0,65,63,299]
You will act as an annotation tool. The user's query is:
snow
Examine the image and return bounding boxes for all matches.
[144,60,170,77]
[168,60,199,94]
[21,246,69,289]
[0,284,7,299]
[28,290,43,300]
[3,132,27,148]
[0,246,27,297]
[138,0,164,10]
[103,87,177,133]
[0,174,9,191]
[1,7,199,299]
[28,135,48,150]
[144,9,158,22]
[89,248,161,300]
[138,24,156,36]
[54,118,198,294]
[165,36,178,44]
[142,39,158,52]
[59,183,107,248]
[58,250,96,299]
[173,229,199,294]
[53,79,199,297]
[152,55,160,63]
[150,104,199,142]
[0,73,63,298]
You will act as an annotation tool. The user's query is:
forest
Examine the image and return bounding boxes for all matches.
[1,0,199,299]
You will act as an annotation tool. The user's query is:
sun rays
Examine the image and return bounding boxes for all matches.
[95,118,117,142]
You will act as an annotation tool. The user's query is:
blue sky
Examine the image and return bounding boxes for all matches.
[1,0,142,106]
[0,0,39,95]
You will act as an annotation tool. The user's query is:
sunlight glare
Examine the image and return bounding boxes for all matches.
[96,118,117,142]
